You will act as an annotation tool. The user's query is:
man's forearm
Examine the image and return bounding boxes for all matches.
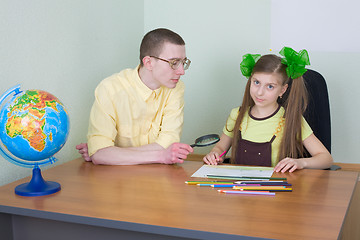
[129,143,165,152]
[90,145,165,165]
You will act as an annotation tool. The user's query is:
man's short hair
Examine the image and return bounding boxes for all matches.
[139,28,185,66]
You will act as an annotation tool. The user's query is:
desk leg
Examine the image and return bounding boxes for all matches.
[341,180,360,240]
[0,212,14,240]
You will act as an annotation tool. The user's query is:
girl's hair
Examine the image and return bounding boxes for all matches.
[230,54,308,164]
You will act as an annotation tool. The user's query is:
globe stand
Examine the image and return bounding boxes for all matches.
[15,165,61,197]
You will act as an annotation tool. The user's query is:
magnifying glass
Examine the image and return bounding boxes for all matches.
[190,134,220,147]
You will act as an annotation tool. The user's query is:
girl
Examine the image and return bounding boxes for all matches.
[203,47,333,173]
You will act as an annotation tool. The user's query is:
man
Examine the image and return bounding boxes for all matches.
[76,28,193,165]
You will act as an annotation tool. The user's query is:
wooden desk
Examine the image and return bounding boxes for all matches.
[0,157,358,240]
[335,163,360,240]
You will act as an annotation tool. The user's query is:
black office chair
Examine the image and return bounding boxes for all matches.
[302,69,331,153]
[284,69,340,170]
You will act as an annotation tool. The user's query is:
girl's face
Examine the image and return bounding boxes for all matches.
[250,72,288,110]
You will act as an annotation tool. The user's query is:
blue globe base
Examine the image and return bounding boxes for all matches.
[15,166,61,197]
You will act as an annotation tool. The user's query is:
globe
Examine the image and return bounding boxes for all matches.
[0,85,70,196]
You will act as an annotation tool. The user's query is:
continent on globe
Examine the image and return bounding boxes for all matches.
[5,90,60,152]
[6,115,46,151]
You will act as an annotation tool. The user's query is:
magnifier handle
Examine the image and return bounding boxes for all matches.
[190,144,196,147]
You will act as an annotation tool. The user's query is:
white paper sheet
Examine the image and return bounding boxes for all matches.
[191,165,274,179]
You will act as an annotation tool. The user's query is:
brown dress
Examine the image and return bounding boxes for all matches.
[234,131,275,167]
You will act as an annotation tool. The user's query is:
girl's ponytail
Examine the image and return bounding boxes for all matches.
[278,77,308,160]
[278,47,311,162]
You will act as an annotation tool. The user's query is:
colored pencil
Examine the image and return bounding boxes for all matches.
[234,180,287,183]
[258,189,292,192]
[210,184,261,188]
[185,181,233,185]
[234,181,291,186]
[219,150,226,158]
[233,186,286,190]
[218,190,275,196]
[197,183,258,187]
[233,186,292,192]
[197,183,246,187]
[232,189,292,192]
[207,175,287,181]
[235,181,287,184]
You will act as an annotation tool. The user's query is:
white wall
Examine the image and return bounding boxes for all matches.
[0,0,144,186]
[144,0,360,163]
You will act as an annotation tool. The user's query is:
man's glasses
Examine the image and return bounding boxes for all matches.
[150,56,191,70]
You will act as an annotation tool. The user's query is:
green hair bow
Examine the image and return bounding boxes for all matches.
[279,47,310,79]
[240,53,261,78]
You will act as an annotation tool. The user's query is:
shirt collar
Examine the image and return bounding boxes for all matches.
[133,65,162,101]
[249,105,283,121]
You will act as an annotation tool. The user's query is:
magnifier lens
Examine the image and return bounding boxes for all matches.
[198,137,218,145]
[192,134,220,147]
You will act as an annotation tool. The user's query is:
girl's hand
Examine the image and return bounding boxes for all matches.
[274,157,307,173]
[203,134,232,165]
[203,152,223,165]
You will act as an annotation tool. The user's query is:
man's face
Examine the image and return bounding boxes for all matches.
[150,42,187,89]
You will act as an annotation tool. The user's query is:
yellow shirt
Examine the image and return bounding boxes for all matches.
[87,66,185,156]
[223,106,313,166]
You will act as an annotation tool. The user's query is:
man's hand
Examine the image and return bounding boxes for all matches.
[76,143,91,162]
[162,143,193,164]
